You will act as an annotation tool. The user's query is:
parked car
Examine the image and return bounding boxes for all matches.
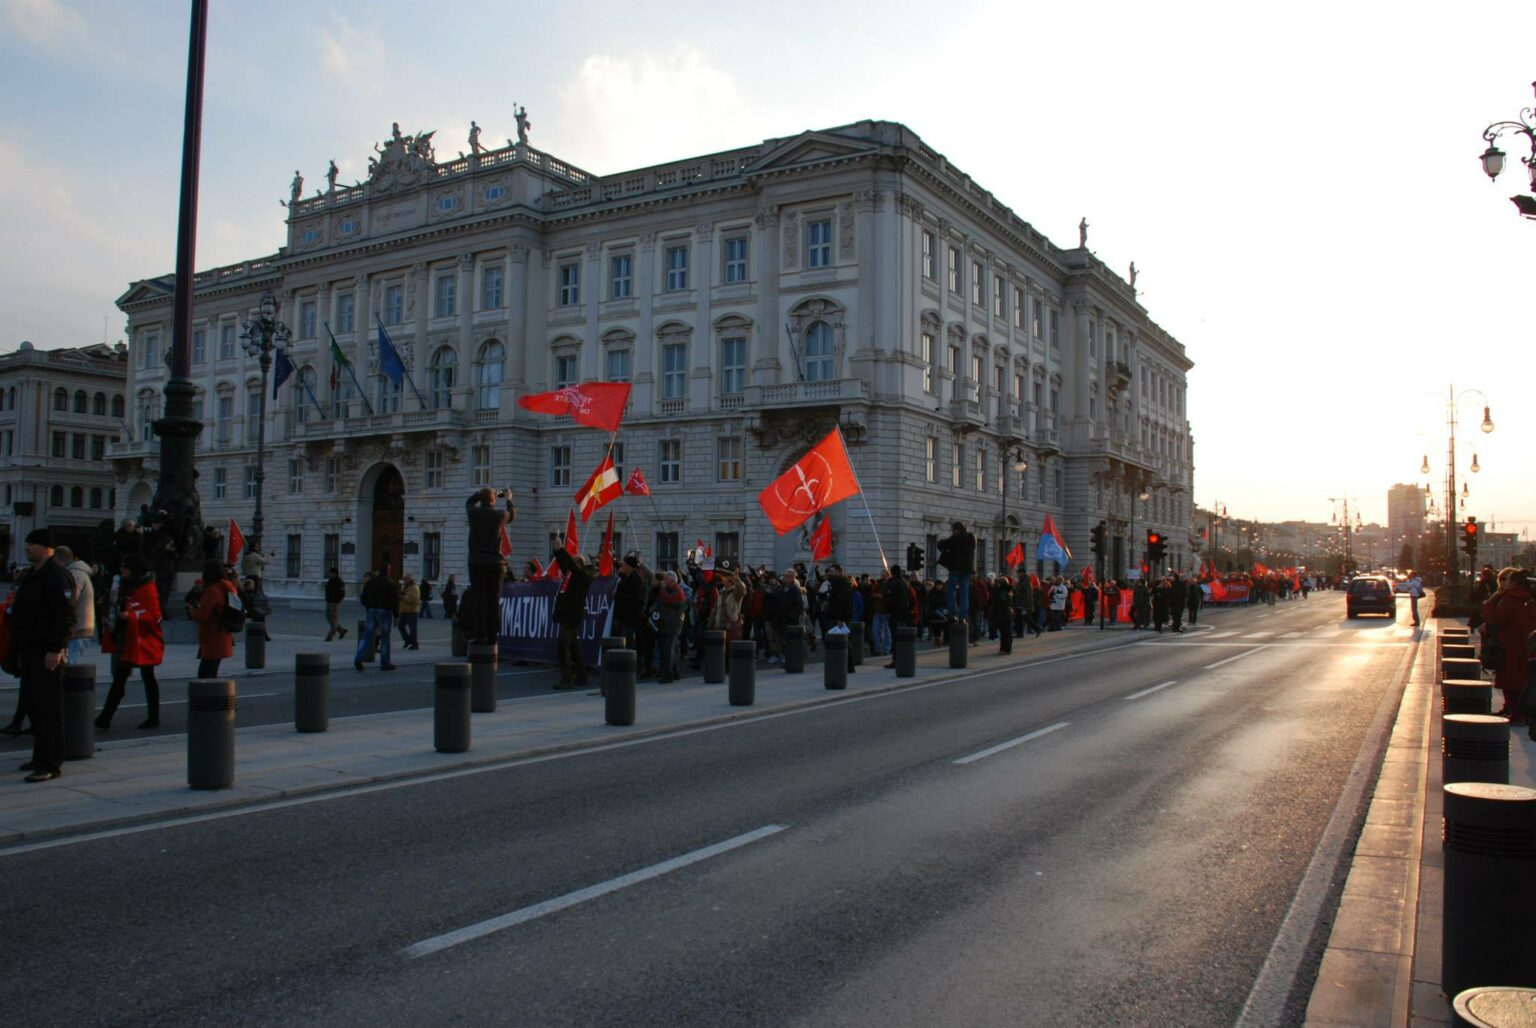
[1347,575,1398,618]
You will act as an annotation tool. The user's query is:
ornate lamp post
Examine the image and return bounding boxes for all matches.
[1418,386,1493,592]
[239,289,291,564]
[1479,81,1536,219]
[999,447,1029,569]
[1129,482,1152,579]
[1329,496,1362,575]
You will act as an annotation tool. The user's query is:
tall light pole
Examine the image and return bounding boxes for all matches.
[1479,81,1536,219]
[1329,495,1362,576]
[1129,483,1151,580]
[1419,386,1493,593]
[239,289,291,565]
[999,446,1028,569]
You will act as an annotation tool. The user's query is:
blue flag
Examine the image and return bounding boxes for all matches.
[377,324,405,386]
[272,348,294,399]
[1035,533,1070,565]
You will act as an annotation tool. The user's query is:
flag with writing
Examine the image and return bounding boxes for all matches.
[810,517,832,561]
[574,453,622,522]
[757,427,860,535]
[624,469,650,496]
[517,382,632,432]
[272,348,294,400]
[227,518,245,565]
[598,511,615,576]
[1034,513,1072,565]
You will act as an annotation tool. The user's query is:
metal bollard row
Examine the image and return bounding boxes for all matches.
[1443,714,1509,785]
[187,678,236,789]
[434,663,471,753]
[1442,783,1536,999]
[468,643,498,713]
[603,649,636,726]
[294,652,329,732]
[728,640,756,706]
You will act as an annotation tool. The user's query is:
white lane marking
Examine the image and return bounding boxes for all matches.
[1125,680,1177,701]
[1208,631,1238,639]
[1204,647,1266,670]
[401,824,788,959]
[1281,632,1304,639]
[112,691,279,710]
[1243,632,1273,639]
[954,722,1070,766]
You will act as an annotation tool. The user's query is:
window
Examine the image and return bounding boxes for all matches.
[70,486,83,508]
[54,388,67,412]
[481,265,504,309]
[558,262,580,306]
[384,284,404,325]
[659,438,681,484]
[244,464,258,499]
[972,262,984,306]
[471,444,492,487]
[52,432,65,458]
[665,245,689,291]
[714,532,740,566]
[925,437,936,482]
[89,487,102,509]
[610,254,632,299]
[993,276,1005,317]
[1032,298,1043,338]
[245,385,263,441]
[477,341,504,410]
[434,274,456,318]
[423,532,442,582]
[376,375,402,415]
[324,533,340,573]
[220,323,236,359]
[215,393,233,444]
[90,435,105,461]
[807,219,832,268]
[288,458,304,494]
[554,354,579,389]
[604,348,631,383]
[141,334,159,370]
[92,392,106,416]
[655,532,679,571]
[717,436,742,481]
[921,332,935,393]
[1014,372,1024,402]
[112,394,124,418]
[192,329,206,364]
[720,337,747,395]
[971,355,984,401]
[73,390,87,413]
[803,320,834,381]
[293,367,317,424]
[325,456,340,494]
[1055,466,1064,503]
[994,366,1005,401]
[1088,321,1098,358]
[922,231,935,280]
[138,392,158,441]
[214,467,226,499]
[951,443,962,488]
[49,485,63,509]
[550,445,571,488]
[975,445,985,492]
[611,441,625,482]
[1050,388,1060,426]
[299,301,317,338]
[429,348,456,409]
[661,343,687,399]
[72,434,85,460]
[947,246,960,291]
[337,292,355,333]
[723,236,748,283]
[1013,287,1025,328]
[1049,309,1060,350]
[286,535,302,578]
[332,369,355,420]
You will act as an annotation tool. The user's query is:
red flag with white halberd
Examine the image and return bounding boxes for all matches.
[227,518,245,565]
[810,517,832,561]
[517,382,631,432]
[624,469,650,496]
[598,511,615,576]
[574,453,622,522]
[757,427,860,535]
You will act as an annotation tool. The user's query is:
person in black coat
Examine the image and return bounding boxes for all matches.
[1185,578,1202,626]
[611,555,648,650]
[13,529,75,782]
[935,521,977,625]
[1168,574,1188,633]
[552,547,594,689]
[324,567,347,641]
[463,488,516,644]
[824,564,856,673]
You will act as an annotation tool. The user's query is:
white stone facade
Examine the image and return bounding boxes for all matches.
[114,120,1195,596]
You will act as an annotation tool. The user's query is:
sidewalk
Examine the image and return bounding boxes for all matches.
[1303,618,1529,1026]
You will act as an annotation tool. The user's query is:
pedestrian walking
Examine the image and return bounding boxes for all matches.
[990,575,1016,654]
[1403,569,1423,626]
[96,553,164,731]
[463,488,515,645]
[188,559,237,679]
[419,579,434,618]
[1132,579,1151,630]
[397,574,421,650]
[1169,574,1188,633]
[655,571,687,683]
[324,567,347,640]
[1047,578,1069,631]
[354,563,400,671]
[1151,577,1171,633]
[1185,578,1202,627]
[12,529,75,782]
[441,574,458,620]
[611,555,648,651]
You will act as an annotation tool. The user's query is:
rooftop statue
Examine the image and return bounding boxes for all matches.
[469,121,483,155]
[514,105,531,145]
[368,122,438,191]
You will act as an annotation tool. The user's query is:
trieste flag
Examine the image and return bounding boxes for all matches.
[624,469,650,496]
[757,427,860,535]
[517,382,631,432]
[809,517,832,561]
[574,453,622,522]
[227,518,245,565]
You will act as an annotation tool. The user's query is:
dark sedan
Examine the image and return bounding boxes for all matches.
[1346,575,1398,618]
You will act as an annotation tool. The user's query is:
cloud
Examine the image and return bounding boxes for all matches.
[317,10,386,94]
[3,0,85,53]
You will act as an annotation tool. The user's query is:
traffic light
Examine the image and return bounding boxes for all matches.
[1146,530,1165,566]
[1090,520,1107,559]
[1461,518,1479,558]
[906,542,925,573]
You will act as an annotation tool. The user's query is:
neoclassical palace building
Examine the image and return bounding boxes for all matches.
[114,118,1195,596]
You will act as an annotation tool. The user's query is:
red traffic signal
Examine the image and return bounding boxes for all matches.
[1146,531,1162,546]
[1464,519,1478,536]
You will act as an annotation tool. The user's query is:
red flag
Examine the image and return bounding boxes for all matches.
[624,469,650,496]
[574,453,622,522]
[563,509,580,556]
[227,518,245,565]
[1080,564,1096,585]
[1253,561,1271,576]
[1005,542,1024,568]
[499,522,512,558]
[517,382,631,432]
[598,512,615,576]
[543,559,564,581]
[528,556,543,578]
[810,517,832,561]
[757,427,860,535]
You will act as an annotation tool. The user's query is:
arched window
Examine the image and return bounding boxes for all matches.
[111,394,125,419]
[49,485,63,508]
[73,390,87,413]
[804,320,834,381]
[476,341,504,411]
[53,388,67,411]
[70,486,83,508]
[89,487,103,509]
[430,347,457,409]
[92,392,106,416]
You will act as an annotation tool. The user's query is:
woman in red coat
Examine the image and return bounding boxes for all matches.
[96,553,165,730]
[188,559,236,679]
[1480,569,1536,725]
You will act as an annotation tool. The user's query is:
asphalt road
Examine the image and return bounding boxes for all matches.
[0,593,1414,1026]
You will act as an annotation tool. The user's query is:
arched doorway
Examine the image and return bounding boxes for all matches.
[370,465,404,574]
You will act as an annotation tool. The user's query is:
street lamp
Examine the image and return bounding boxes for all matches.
[1479,81,1536,219]
[999,447,1029,569]
[239,289,291,567]
[1129,485,1150,579]
[1417,386,1493,593]
[1329,496,1361,575]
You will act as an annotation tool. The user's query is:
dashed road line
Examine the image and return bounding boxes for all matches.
[1125,680,1177,701]
[1204,647,1266,670]
[954,722,1071,766]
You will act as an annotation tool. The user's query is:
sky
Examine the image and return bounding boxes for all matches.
[2,0,1532,536]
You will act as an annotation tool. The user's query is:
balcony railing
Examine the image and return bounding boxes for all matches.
[292,407,469,442]
[947,396,985,427]
[744,378,869,409]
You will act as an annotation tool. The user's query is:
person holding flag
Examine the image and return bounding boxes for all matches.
[463,487,516,645]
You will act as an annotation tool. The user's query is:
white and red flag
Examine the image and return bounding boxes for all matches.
[809,517,832,561]
[227,518,245,565]
[757,427,860,535]
[517,382,631,432]
[574,453,622,522]
[624,469,650,496]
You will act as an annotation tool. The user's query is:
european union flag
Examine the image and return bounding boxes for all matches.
[377,325,405,386]
[272,348,294,399]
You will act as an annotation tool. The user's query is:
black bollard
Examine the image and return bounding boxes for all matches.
[949,620,969,669]
[451,621,468,658]
[434,663,471,753]
[603,649,636,726]
[824,633,848,690]
[1451,986,1536,1027]
[849,622,865,667]
[1441,627,1472,641]
[703,630,726,684]
[1444,714,1510,785]
[784,625,805,673]
[1443,656,1484,682]
[468,643,498,712]
[244,622,266,669]
[1442,783,1536,998]
[358,620,378,662]
[294,652,330,732]
[1444,679,1494,717]
[187,678,236,789]
[1441,643,1477,662]
[893,626,917,678]
[728,640,756,706]
[599,636,625,696]
[63,664,96,760]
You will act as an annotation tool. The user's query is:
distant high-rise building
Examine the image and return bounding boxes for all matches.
[1387,482,1428,563]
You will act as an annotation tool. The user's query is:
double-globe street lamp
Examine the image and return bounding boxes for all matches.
[1419,387,1493,591]
[1479,81,1536,219]
[239,289,292,577]
[1328,495,1362,576]
[999,446,1029,571]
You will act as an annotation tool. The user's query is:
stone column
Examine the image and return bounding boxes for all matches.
[1072,299,1092,434]
[506,243,530,388]
[752,207,780,385]
[692,222,714,409]
[634,232,657,414]
[583,240,602,380]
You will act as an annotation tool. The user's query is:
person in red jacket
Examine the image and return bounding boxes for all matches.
[1480,568,1536,726]
[188,559,237,679]
[97,553,166,730]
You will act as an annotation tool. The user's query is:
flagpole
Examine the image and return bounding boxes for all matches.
[301,375,327,421]
[836,427,890,573]
[327,323,374,416]
[376,315,428,410]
